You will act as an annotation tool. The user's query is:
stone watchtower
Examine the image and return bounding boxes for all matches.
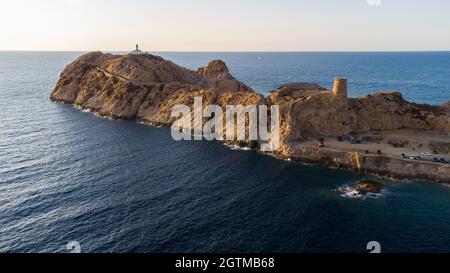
[333,78,348,97]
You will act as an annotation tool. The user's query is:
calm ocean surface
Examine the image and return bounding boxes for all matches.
[1,51,450,253]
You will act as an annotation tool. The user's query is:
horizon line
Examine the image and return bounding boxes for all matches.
[2,50,450,53]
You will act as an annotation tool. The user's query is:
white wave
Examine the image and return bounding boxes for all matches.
[223,143,251,151]
[336,185,364,199]
[94,113,113,120]
[335,184,386,200]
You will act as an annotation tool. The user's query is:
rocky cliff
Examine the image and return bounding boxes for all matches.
[51,52,257,120]
[268,85,450,144]
[50,52,450,182]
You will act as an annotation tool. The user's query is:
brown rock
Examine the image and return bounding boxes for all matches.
[196,60,253,93]
[50,52,450,182]
[267,82,327,104]
[197,60,230,79]
[50,52,254,119]
[271,90,450,145]
[356,180,384,194]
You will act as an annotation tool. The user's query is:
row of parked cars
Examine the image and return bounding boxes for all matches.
[401,153,449,164]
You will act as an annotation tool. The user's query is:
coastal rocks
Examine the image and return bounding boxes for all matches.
[271,89,450,145]
[76,68,152,119]
[267,82,328,104]
[139,88,219,126]
[336,180,385,199]
[196,60,253,93]
[50,52,450,182]
[289,146,450,182]
[356,180,384,194]
[50,62,97,104]
[136,86,265,127]
[197,60,230,79]
[50,52,254,120]
[136,83,196,122]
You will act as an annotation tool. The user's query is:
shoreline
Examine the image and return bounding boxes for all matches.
[54,100,450,183]
[49,52,450,183]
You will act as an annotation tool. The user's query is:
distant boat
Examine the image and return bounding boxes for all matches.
[258,56,262,60]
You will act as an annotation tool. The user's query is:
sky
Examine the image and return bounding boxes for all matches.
[1,0,450,51]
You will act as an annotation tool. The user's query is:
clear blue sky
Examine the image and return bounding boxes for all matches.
[1,0,450,51]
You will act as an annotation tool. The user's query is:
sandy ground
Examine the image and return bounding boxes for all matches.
[306,129,450,163]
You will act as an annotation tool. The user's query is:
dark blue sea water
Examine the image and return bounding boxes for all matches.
[1,51,450,253]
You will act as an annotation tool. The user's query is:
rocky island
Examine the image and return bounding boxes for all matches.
[50,52,450,182]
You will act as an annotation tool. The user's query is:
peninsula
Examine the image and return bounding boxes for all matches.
[50,52,450,182]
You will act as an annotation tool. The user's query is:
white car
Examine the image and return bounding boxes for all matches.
[421,152,432,157]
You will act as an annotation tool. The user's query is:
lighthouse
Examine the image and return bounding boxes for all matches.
[130,44,145,55]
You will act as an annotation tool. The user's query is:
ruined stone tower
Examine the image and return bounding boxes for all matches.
[333,78,348,97]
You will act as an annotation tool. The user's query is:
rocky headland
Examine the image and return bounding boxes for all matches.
[50,52,450,182]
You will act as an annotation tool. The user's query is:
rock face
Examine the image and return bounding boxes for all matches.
[287,145,450,182]
[50,52,450,182]
[268,82,327,101]
[336,180,385,197]
[270,87,450,146]
[50,52,257,120]
[356,180,384,194]
[196,60,253,93]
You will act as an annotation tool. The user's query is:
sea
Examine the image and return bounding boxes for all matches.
[0,51,450,253]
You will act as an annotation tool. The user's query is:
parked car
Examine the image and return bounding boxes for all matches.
[401,153,407,159]
[421,152,432,157]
